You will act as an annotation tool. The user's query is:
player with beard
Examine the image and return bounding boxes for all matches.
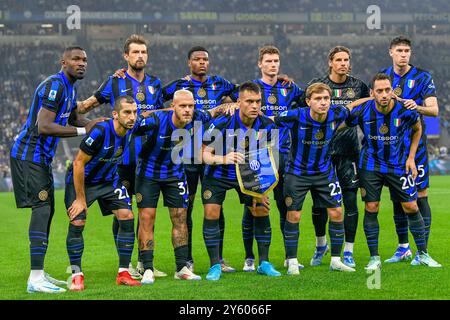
[380,36,439,265]
[10,47,105,293]
[305,46,370,268]
[76,35,166,278]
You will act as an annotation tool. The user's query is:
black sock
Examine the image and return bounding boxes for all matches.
[312,207,328,237]
[364,210,379,256]
[218,209,225,260]
[112,216,119,255]
[66,223,84,273]
[393,202,409,244]
[29,204,52,270]
[139,250,154,271]
[274,189,288,257]
[242,207,255,259]
[203,218,220,266]
[254,215,271,263]
[329,221,345,257]
[186,197,194,262]
[342,189,358,244]
[117,219,135,269]
[407,211,427,254]
[174,245,189,272]
[283,220,299,259]
[417,197,431,245]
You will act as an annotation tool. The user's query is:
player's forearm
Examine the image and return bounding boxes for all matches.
[408,125,422,160]
[202,149,224,165]
[77,96,100,114]
[38,122,83,137]
[72,161,86,202]
[415,105,438,117]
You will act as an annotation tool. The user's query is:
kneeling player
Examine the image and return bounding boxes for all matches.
[202,81,281,281]
[65,96,142,291]
[272,83,357,274]
[134,90,221,284]
[343,73,441,269]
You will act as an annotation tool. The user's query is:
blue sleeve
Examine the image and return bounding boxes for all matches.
[291,83,306,107]
[135,113,160,136]
[203,116,227,147]
[196,109,212,123]
[346,104,363,127]
[162,80,178,102]
[79,126,104,156]
[94,77,113,104]
[220,76,239,97]
[40,79,65,113]
[273,108,300,129]
[421,74,437,99]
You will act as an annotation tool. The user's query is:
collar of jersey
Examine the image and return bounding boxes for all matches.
[306,107,330,125]
[58,71,73,91]
[392,64,416,79]
[125,71,147,84]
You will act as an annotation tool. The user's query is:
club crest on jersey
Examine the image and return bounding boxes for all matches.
[280,88,287,97]
[148,86,155,94]
[379,123,389,134]
[203,190,212,200]
[136,92,145,102]
[394,118,401,127]
[346,88,355,99]
[197,88,207,98]
[407,80,415,89]
[393,87,402,96]
[315,130,324,140]
[136,193,143,203]
[268,95,277,104]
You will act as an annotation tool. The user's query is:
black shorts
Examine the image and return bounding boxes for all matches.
[359,169,417,203]
[331,154,359,190]
[273,152,287,205]
[10,157,54,208]
[284,171,342,211]
[201,175,253,206]
[118,164,136,195]
[185,164,204,198]
[135,176,189,209]
[65,180,131,216]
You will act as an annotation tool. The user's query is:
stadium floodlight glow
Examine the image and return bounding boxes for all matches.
[0,24,4,28]
[41,24,54,28]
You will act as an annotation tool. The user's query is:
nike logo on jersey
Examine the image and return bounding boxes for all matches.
[299,127,308,130]
[121,88,132,93]
[159,135,170,139]
[104,145,114,150]
[410,191,417,197]
[364,121,376,124]
[351,179,359,184]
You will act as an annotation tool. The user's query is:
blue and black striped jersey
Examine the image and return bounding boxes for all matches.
[11,71,77,166]
[136,109,212,180]
[381,65,437,166]
[274,106,349,176]
[66,119,132,184]
[203,110,276,180]
[231,79,304,154]
[94,72,164,166]
[303,75,370,156]
[346,99,420,174]
[162,75,238,110]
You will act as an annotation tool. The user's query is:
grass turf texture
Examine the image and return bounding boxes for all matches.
[1,176,449,300]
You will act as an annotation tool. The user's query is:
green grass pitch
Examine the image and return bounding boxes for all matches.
[1,176,449,300]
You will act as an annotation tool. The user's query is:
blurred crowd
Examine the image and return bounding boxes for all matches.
[1,37,450,179]
[3,0,450,13]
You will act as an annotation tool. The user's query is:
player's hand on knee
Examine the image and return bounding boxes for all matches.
[405,157,418,180]
[68,199,87,221]
[252,195,270,213]
[112,68,126,79]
